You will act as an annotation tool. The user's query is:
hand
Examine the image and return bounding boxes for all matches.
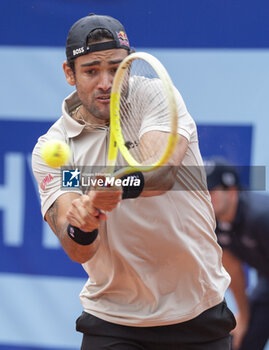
[88,175,123,212]
[231,313,249,350]
[66,194,106,232]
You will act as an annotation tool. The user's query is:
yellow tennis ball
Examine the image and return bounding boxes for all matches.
[41,140,71,168]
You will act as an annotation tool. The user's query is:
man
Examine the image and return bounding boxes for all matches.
[206,159,269,350]
[32,14,235,350]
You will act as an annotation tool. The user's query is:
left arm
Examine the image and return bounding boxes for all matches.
[85,132,188,208]
[140,131,189,197]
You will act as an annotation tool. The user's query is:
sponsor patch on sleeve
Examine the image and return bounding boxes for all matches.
[40,173,53,191]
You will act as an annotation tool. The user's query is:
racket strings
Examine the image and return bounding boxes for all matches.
[119,59,171,166]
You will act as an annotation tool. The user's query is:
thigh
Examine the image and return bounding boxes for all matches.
[81,333,145,350]
[81,334,231,350]
[183,335,231,350]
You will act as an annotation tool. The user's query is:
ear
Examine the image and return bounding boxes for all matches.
[63,61,76,86]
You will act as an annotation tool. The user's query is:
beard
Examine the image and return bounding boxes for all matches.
[85,101,110,121]
[77,88,111,122]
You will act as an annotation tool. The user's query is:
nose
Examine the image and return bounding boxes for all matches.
[97,71,113,91]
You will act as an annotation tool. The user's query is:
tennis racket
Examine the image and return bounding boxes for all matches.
[107,51,179,178]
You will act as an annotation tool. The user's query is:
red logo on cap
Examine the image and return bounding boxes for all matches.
[117,31,129,47]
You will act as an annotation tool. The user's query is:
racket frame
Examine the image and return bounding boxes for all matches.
[109,52,179,176]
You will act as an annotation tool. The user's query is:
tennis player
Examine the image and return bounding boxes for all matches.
[32,14,235,350]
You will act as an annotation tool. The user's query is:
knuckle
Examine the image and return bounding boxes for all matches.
[81,194,90,204]
[72,198,80,208]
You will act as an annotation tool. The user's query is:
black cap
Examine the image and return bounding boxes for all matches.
[204,158,240,190]
[66,14,130,61]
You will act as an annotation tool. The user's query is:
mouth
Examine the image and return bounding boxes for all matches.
[96,95,110,104]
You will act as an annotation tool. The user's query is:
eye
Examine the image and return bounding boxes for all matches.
[85,69,97,75]
[110,67,118,74]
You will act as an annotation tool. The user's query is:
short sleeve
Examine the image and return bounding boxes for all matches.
[138,83,197,142]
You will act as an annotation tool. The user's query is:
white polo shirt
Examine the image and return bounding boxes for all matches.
[32,88,230,327]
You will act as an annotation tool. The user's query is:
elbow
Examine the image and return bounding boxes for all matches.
[166,176,176,191]
[164,164,178,190]
[70,254,90,264]
[67,248,97,264]
[141,175,175,197]
[161,173,176,192]
[63,236,101,264]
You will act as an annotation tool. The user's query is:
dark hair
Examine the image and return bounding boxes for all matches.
[67,28,114,73]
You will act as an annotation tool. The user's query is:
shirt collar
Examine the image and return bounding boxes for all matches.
[62,91,86,138]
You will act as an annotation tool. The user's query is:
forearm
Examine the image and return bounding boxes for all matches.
[57,222,101,264]
[223,250,250,319]
[224,251,250,349]
[45,195,100,264]
[229,266,250,319]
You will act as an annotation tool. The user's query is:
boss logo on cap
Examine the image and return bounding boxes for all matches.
[73,47,85,56]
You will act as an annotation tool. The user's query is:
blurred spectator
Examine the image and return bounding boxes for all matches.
[205,158,269,350]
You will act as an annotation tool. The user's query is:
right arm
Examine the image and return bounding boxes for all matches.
[45,184,122,263]
[45,192,102,264]
[222,249,250,349]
